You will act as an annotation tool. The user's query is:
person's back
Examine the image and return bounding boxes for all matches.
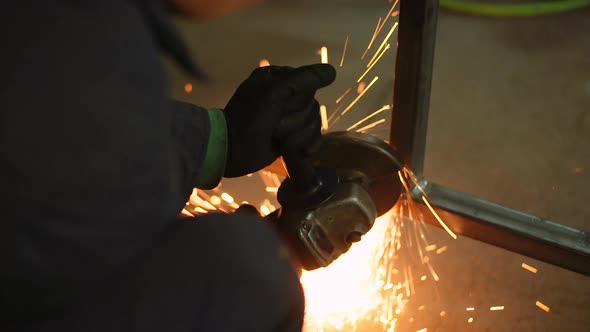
[1,1,335,331]
[1,0,191,319]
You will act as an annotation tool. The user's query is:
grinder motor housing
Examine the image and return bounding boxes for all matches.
[268,131,403,270]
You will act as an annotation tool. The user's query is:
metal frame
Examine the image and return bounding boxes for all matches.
[391,0,590,276]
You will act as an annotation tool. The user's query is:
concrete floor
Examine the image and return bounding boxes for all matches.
[169,1,590,331]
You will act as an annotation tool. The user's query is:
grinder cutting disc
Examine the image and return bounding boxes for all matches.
[313,131,403,216]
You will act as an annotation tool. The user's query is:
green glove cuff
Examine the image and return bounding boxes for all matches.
[194,108,228,189]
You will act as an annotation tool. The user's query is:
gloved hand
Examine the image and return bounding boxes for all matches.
[223,64,336,177]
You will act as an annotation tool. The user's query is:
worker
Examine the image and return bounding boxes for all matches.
[1,0,336,331]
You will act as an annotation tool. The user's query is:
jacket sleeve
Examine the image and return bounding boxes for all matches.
[0,1,226,320]
[170,100,228,192]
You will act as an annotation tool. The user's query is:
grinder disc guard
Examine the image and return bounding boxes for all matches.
[314,131,403,217]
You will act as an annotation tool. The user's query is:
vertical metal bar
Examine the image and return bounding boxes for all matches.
[390,0,439,176]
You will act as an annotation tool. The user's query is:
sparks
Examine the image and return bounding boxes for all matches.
[535,301,551,312]
[180,208,194,217]
[521,262,538,274]
[436,246,448,254]
[356,118,386,133]
[193,207,207,214]
[336,87,352,104]
[416,328,428,332]
[210,195,221,206]
[368,22,398,69]
[466,307,475,311]
[342,76,379,115]
[340,35,349,67]
[320,105,329,131]
[425,244,437,252]
[357,81,366,94]
[347,105,391,131]
[184,83,192,93]
[259,59,270,67]
[490,306,505,311]
[376,0,400,36]
[358,44,391,83]
[301,212,404,331]
[422,196,458,240]
[320,46,329,64]
[265,186,278,193]
[468,317,474,323]
[220,192,234,204]
[361,17,382,59]
[260,204,271,216]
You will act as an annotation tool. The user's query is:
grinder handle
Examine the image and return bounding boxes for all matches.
[282,153,322,196]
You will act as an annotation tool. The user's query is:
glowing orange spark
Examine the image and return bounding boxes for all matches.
[376,0,399,36]
[436,246,448,254]
[368,23,398,69]
[425,244,437,251]
[347,105,391,131]
[320,46,329,64]
[265,187,278,193]
[357,118,386,133]
[418,305,425,311]
[342,76,379,115]
[521,263,538,274]
[180,208,194,217]
[336,88,352,104]
[340,35,349,67]
[416,328,427,332]
[536,301,551,312]
[422,196,458,240]
[259,59,270,67]
[574,167,585,174]
[357,81,366,94]
[320,105,329,131]
[184,83,192,93]
[420,275,427,281]
[468,317,474,323]
[466,307,475,311]
[221,193,234,204]
[490,306,505,311]
[194,207,207,214]
[426,261,440,282]
[440,311,446,317]
[361,17,382,59]
[260,204,271,216]
[358,43,391,83]
[210,195,221,206]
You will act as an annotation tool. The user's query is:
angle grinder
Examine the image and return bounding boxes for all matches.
[265,131,403,270]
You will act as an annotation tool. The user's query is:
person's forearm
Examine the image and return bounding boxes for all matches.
[170,100,228,192]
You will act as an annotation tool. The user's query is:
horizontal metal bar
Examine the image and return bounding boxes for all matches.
[390,0,438,176]
[411,181,590,276]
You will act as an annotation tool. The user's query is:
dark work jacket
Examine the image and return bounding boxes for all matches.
[0,0,211,321]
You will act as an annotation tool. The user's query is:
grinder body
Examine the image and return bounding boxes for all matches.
[268,131,403,270]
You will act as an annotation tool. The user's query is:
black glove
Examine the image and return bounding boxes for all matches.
[223,64,336,177]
